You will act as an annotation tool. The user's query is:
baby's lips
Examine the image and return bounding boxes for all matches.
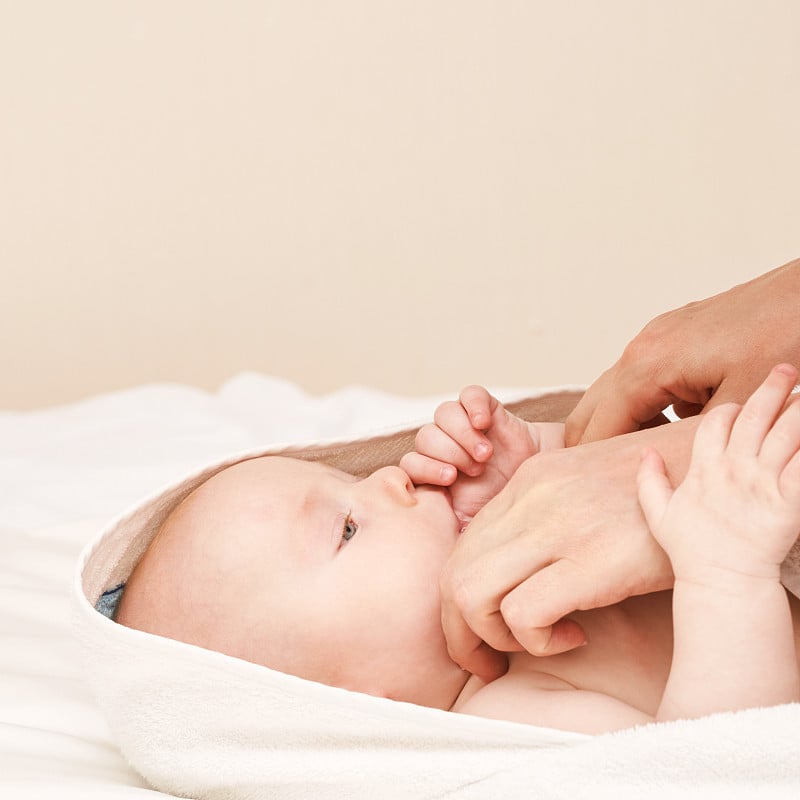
[454,510,472,535]
[439,486,472,533]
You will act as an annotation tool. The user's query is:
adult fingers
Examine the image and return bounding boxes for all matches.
[564,371,622,446]
[671,400,705,419]
[439,498,544,673]
[439,553,520,680]
[498,560,591,656]
[566,369,676,446]
[438,604,510,682]
[441,524,592,658]
[440,544,531,657]
[574,396,663,446]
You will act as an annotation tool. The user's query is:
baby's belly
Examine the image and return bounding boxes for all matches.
[510,587,800,716]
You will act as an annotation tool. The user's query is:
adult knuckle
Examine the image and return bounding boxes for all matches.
[621,332,657,368]
[452,578,477,617]
[443,569,481,618]
[499,593,525,630]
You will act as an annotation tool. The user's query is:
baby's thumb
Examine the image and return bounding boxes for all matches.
[636,446,673,531]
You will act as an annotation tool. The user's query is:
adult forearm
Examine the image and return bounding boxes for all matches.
[573,413,700,486]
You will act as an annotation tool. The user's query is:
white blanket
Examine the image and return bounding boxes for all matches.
[72,594,800,800]
[4,375,799,799]
[71,383,800,800]
[2,375,464,799]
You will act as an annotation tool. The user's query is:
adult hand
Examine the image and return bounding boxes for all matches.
[439,414,699,682]
[565,257,800,446]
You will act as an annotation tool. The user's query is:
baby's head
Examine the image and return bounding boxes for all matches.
[117,456,468,709]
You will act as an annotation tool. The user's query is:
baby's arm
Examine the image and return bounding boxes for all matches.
[400,386,565,526]
[638,365,800,720]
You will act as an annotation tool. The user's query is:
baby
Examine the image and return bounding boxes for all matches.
[117,365,800,734]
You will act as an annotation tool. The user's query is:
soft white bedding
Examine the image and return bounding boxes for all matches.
[5,374,800,799]
[1,374,467,799]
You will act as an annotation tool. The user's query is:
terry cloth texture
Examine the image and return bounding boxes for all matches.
[73,387,800,800]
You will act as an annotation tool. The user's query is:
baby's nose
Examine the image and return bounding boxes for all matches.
[370,466,416,504]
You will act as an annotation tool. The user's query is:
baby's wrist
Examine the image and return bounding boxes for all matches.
[671,562,782,595]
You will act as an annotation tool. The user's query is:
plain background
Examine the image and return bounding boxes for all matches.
[2,1,798,409]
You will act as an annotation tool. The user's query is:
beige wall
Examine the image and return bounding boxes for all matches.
[2,1,798,409]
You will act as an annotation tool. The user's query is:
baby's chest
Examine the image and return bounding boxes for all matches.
[508,593,675,713]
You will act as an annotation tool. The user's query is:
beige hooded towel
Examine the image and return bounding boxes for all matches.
[74,387,800,800]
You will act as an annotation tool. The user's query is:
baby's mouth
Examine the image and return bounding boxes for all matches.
[421,484,465,535]
[441,487,469,534]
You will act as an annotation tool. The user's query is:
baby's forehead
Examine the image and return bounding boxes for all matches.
[225,455,348,480]
[194,456,355,520]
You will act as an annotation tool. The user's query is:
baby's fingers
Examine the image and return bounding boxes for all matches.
[414,422,485,476]
[779,448,800,510]
[434,399,493,465]
[458,385,498,431]
[399,451,457,487]
[691,402,741,463]
[727,364,798,457]
[760,397,800,475]
[636,447,673,532]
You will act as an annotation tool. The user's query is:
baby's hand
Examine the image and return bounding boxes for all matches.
[400,386,561,527]
[637,364,800,587]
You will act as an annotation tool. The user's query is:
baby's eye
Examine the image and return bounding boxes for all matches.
[341,514,358,545]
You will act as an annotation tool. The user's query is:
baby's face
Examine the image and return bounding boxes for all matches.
[133,456,467,709]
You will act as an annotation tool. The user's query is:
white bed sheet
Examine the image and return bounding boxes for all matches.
[2,374,531,799]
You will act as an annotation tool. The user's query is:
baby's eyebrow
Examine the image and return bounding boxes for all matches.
[297,486,316,517]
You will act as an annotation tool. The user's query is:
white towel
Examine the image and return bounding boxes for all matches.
[73,388,800,799]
